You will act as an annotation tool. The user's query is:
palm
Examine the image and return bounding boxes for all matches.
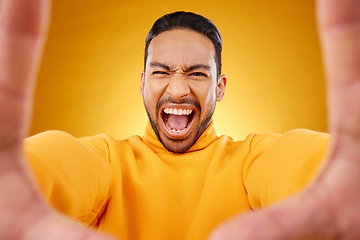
[210,0,360,239]
[0,0,115,239]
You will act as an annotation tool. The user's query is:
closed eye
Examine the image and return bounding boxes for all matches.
[189,72,207,77]
[152,71,170,75]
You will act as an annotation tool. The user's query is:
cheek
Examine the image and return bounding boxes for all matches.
[203,93,217,113]
[193,84,217,114]
[144,80,167,108]
[205,88,217,103]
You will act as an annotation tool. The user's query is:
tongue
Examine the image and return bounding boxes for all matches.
[167,114,188,130]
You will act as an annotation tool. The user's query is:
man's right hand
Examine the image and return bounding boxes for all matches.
[0,0,116,239]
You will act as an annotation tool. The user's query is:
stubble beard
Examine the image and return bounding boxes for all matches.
[144,98,215,153]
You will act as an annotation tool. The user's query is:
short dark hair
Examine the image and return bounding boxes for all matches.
[144,11,222,77]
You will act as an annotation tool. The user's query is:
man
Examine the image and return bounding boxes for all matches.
[1,0,360,240]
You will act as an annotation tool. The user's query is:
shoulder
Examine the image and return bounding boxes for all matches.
[245,128,329,153]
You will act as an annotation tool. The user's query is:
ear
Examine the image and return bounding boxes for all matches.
[216,75,227,102]
[140,71,145,96]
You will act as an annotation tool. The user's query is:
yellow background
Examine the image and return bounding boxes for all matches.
[31,0,327,140]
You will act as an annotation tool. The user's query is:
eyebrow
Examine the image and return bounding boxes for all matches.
[149,62,211,72]
[150,62,171,71]
[185,64,211,72]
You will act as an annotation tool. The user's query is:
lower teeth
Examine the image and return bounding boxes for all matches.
[170,127,187,133]
[166,123,187,133]
[165,122,188,133]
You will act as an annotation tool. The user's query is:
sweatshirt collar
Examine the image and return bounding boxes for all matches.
[142,120,218,154]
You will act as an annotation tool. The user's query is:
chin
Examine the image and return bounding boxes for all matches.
[160,134,197,153]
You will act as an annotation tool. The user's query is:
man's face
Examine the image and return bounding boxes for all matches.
[141,29,226,153]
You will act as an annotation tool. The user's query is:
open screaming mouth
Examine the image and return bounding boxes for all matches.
[161,107,195,134]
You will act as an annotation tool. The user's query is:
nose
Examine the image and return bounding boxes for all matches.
[166,74,191,100]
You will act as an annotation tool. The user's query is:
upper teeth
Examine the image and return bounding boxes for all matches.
[164,108,193,115]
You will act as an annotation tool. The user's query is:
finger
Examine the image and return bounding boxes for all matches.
[209,190,336,240]
[317,0,360,86]
[317,0,360,140]
[20,212,119,240]
[0,0,50,98]
[0,0,50,149]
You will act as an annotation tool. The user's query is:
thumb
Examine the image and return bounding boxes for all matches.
[21,211,119,240]
[209,190,336,240]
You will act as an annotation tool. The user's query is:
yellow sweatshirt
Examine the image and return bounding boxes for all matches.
[25,121,329,240]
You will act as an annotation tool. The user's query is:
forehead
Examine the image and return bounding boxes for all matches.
[147,29,216,68]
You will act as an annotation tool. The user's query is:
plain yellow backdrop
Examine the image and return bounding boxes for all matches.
[30,0,327,140]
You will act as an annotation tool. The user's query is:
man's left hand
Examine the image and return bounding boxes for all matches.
[210,0,360,239]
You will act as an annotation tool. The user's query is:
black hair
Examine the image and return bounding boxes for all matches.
[144,11,222,77]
